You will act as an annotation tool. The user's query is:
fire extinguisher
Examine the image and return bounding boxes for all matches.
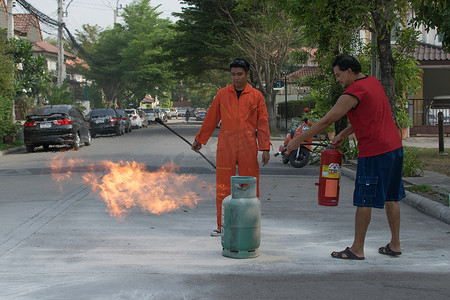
[315,149,343,206]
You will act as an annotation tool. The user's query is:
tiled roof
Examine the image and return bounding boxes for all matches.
[1,1,6,18]
[141,94,155,103]
[66,57,90,69]
[32,41,76,59]
[415,42,450,65]
[14,14,42,40]
[286,66,319,81]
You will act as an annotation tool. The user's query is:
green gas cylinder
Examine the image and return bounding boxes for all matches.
[221,176,261,258]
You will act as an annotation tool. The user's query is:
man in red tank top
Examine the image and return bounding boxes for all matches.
[287,54,405,260]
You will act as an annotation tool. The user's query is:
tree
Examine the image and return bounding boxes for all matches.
[171,0,237,81]
[87,26,129,108]
[120,0,176,106]
[279,0,417,126]
[227,1,305,132]
[172,0,303,132]
[6,38,53,121]
[85,0,175,108]
[276,0,367,133]
[73,24,103,56]
[413,0,450,52]
[0,36,15,142]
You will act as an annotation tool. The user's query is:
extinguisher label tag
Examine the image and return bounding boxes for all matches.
[322,163,341,178]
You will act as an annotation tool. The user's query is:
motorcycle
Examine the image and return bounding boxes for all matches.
[275,117,314,168]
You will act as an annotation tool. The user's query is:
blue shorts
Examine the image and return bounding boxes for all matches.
[354,147,406,208]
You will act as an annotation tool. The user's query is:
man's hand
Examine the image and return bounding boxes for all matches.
[261,150,270,166]
[331,133,345,148]
[191,140,202,151]
[286,134,304,152]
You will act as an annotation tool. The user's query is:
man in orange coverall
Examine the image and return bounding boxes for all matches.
[191,58,271,236]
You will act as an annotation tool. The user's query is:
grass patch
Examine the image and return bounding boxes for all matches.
[405,184,433,193]
[405,184,449,206]
[405,147,450,177]
[0,140,23,151]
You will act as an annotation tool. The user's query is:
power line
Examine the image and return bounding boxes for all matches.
[16,0,94,63]
[16,0,59,27]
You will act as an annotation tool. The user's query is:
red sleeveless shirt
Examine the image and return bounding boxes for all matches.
[344,76,402,157]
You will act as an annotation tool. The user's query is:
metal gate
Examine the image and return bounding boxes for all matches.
[410,98,450,135]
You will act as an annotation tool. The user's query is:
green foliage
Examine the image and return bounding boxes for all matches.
[413,0,450,52]
[86,82,106,109]
[406,184,433,193]
[0,139,22,150]
[86,0,175,108]
[0,38,14,96]
[392,27,422,129]
[0,37,15,141]
[276,0,367,52]
[0,96,16,142]
[340,136,359,163]
[46,82,76,106]
[171,0,237,79]
[7,38,52,99]
[402,147,424,177]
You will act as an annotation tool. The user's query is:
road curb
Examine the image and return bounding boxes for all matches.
[0,146,25,156]
[341,166,450,225]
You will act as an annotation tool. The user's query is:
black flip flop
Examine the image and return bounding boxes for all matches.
[331,247,365,260]
[378,244,402,256]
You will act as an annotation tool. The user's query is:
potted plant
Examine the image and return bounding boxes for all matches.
[2,120,21,144]
[326,124,335,140]
[395,104,412,140]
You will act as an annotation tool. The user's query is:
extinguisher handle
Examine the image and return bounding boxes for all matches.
[301,142,329,147]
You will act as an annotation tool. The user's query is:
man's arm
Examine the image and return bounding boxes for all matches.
[286,94,358,152]
[192,95,221,150]
[331,125,354,148]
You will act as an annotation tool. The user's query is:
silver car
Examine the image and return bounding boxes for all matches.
[142,108,156,123]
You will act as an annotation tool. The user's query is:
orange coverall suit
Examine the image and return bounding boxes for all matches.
[195,83,271,230]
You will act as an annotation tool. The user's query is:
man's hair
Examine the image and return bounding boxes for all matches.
[230,58,250,72]
[332,54,362,73]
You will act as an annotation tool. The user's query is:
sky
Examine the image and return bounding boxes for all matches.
[15,0,186,38]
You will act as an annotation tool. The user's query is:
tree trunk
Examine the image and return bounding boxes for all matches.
[371,0,396,117]
[261,90,277,134]
[335,115,348,135]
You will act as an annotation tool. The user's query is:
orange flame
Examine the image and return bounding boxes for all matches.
[49,156,86,185]
[49,155,213,220]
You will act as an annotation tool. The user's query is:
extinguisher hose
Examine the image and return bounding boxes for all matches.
[155,118,217,169]
[274,142,329,157]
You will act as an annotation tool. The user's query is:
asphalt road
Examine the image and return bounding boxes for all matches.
[0,120,449,300]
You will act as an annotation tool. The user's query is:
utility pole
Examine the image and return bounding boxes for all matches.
[57,0,66,87]
[7,1,15,121]
[114,0,123,24]
[6,0,14,39]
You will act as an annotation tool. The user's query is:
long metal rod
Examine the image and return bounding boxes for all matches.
[155,118,216,169]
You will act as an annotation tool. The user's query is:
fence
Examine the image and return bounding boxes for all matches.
[410,98,450,135]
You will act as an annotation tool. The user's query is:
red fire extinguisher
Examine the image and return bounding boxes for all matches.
[315,149,343,206]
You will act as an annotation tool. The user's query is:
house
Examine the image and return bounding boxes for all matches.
[276,21,450,135]
[275,47,318,105]
[410,42,450,135]
[0,1,86,84]
[12,13,42,42]
[140,94,159,108]
[0,0,7,30]
[31,40,76,77]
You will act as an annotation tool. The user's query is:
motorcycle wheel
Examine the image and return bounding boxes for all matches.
[289,147,311,168]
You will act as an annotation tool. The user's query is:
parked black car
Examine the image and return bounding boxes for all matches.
[88,108,124,138]
[24,105,91,152]
[115,108,132,133]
